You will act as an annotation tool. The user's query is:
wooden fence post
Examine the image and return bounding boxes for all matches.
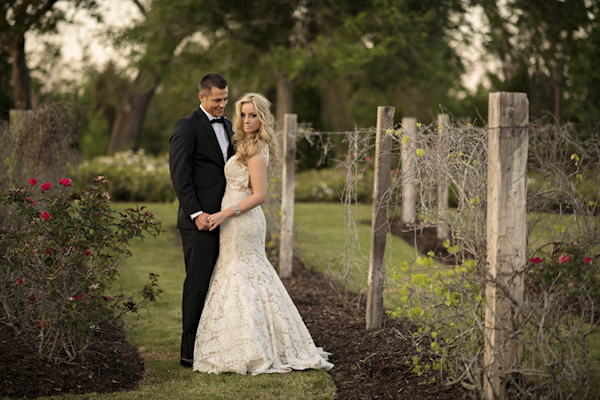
[367,106,394,330]
[437,113,449,240]
[279,113,297,279]
[484,92,529,400]
[401,117,416,225]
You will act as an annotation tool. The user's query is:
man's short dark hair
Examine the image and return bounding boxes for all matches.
[199,73,228,95]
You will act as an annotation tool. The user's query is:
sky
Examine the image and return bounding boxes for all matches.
[25,0,141,77]
[25,1,489,92]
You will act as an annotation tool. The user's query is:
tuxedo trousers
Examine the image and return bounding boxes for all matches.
[179,227,219,360]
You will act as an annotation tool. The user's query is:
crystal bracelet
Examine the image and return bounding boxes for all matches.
[233,203,242,216]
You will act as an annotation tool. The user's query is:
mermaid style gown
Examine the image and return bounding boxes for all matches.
[192,148,333,375]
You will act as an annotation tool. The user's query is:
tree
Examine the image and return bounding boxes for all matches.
[335,0,466,120]
[212,0,302,128]
[0,50,13,119]
[0,0,98,110]
[471,0,600,123]
[107,0,468,157]
[108,0,328,153]
[106,0,227,154]
[73,62,131,159]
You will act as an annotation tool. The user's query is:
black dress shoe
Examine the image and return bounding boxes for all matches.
[180,358,193,368]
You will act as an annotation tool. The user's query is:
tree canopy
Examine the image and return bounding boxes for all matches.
[4,0,600,158]
[471,0,600,123]
[0,0,99,109]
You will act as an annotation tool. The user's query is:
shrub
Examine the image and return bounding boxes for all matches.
[295,168,373,202]
[527,242,600,301]
[0,103,81,228]
[0,176,164,363]
[70,150,175,203]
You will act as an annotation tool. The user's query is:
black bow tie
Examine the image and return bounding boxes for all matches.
[210,117,225,124]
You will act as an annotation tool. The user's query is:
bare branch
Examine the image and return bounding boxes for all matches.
[131,0,148,18]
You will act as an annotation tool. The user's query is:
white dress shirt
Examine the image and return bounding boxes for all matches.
[191,105,230,221]
[200,105,229,163]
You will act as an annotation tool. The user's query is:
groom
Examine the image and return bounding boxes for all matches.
[168,73,234,368]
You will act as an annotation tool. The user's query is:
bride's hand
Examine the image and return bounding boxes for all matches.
[208,212,226,231]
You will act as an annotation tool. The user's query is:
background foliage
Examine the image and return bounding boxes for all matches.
[5,0,600,164]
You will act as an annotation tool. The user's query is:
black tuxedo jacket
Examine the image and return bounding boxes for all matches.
[169,108,235,230]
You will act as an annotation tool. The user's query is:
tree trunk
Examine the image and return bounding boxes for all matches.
[320,78,352,160]
[107,68,162,154]
[320,78,351,131]
[554,73,562,122]
[276,73,294,131]
[10,34,31,110]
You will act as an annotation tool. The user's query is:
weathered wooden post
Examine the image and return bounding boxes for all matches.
[279,113,297,279]
[367,106,394,330]
[401,117,416,225]
[484,92,529,400]
[437,113,449,240]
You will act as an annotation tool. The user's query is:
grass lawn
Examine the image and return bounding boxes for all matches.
[294,202,420,310]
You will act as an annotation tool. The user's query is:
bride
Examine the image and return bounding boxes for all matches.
[193,93,333,375]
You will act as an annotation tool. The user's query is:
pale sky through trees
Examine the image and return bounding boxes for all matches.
[25,0,141,78]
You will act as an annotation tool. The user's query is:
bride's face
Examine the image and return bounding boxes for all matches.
[240,102,261,137]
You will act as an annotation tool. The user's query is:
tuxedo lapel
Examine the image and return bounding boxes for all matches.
[225,122,235,159]
[195,108,225,165]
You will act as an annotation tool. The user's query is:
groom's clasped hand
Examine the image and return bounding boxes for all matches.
[194,212,212,231]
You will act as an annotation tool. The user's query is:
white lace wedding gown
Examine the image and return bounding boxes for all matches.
[193,148,333,375]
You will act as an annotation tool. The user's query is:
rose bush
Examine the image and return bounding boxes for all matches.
[527,241,600,301]
[0,176,164,363]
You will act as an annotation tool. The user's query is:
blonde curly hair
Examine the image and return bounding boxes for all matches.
[232,93,279,169]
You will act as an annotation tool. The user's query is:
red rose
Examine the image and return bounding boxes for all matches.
[14,278,23,286]
[84,250,91,256]
[559,255,571,264]
[584,257,592,264]
[29,178,37,186]
[40,212,51,221]
[529,257,544,264]
[45,248,54,254]
[37,320,50,328]
[74,294,83,300]
[59,178,72,186]
[27,197,37,205]
[41,182,51,191]
[30,294,36,301]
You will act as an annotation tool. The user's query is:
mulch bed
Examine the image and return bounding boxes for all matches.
[0,320,144,399]
[0,220,469,399]
[283,259,469,400]
[387,218,462,264]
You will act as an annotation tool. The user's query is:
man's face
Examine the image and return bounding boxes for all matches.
[199,86,228,117]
